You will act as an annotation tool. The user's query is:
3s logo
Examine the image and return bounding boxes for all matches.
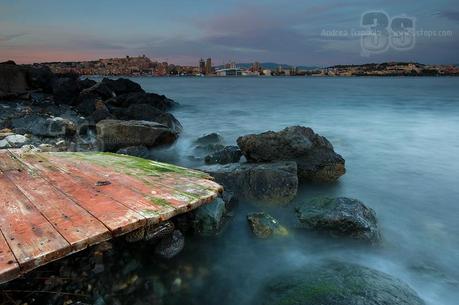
[361,11,415,55]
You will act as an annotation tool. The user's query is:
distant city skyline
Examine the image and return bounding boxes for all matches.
[0,0,458,65]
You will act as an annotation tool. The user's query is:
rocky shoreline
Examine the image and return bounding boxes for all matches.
[0,61,426,305]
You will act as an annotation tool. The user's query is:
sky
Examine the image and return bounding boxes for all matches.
[0,0,458,66]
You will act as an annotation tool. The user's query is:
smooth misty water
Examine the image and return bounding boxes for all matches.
[103,76,459,305]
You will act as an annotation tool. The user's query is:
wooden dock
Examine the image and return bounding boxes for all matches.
[0,149,223,284]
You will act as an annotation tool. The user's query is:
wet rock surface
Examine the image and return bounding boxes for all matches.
[247,212,288,239]
[257,262,425,305]
[199,161,298,204]
[237,126,345,182]
[10,113,77,137]
[295,197,381,243]
[1,64,182,153]
[193,133,226,156]
[192,198,227,235]
[204,145,242,165]
[96,119,178,151]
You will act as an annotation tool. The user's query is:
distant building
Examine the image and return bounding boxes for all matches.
[205,58,212,75]
[215,67,242,76]
[199,58,206,74]
[262,69,272,76]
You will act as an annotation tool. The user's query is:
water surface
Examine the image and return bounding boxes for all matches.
[104,76,459,305]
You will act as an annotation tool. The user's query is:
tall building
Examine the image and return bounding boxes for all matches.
[205,58,212,75]
[199,58,206,74]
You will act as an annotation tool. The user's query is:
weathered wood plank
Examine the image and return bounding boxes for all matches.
[54,152,223,201]
[1,154,111,251]
[0,231,20,284]
[8,150,146,236]
[0,150,223,284]
[0,174,72,272]
[48,152,222,216]
[42,154,173,223]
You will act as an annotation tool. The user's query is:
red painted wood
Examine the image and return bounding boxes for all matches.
[0,150,223,284]
[46,154,221,216]
[44,155,168,223]
[2,155,111,251]
[0,174,72,272]
[52,152,223,207]
[9,151,146,235]
[0,231,20,284]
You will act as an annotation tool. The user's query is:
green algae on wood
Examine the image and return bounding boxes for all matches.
[56,152,211,179]
[52,152,221,201]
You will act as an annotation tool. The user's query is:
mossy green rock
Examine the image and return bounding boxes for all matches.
[247,212,288,238]
[257,262,425,305]
[193,198,226,235]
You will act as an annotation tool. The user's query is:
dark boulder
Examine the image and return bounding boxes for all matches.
[101,77,144,95]
[237,126,345,182]
[193,197,227,235]
[204,145,242,165]
[27,65,55,93]
[52,75,81,105]
[78,78,97,90]
[96,119,178,151]
[118,103,183,133]
[89,100,114,123]
[10,113,77,137]
[107,91,177,111]
[295,197,381,243]
[199,161,298,204]
[0,63,29,98]
[257,262,425,305]
[76,83,116,115]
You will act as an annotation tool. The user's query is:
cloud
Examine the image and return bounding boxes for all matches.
[438,10,459,22]
[0,33,26,42]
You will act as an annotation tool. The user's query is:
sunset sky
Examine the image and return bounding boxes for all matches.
[1,0,458,65]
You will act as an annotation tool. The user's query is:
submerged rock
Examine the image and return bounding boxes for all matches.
[247,212,288,239]
[237,126,345,182]
[199,161,298,204]
[96,119,178,151]
[204,145,242,165]
[193,132,226,156]
[257,262,425,305]
[295,197,381,243]
[154,230,185,259]
[193,197,226,235]
[195,133,224,146]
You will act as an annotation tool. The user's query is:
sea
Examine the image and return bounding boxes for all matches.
[94,76,459,305]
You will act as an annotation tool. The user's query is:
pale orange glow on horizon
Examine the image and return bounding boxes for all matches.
[0,49,125,64]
